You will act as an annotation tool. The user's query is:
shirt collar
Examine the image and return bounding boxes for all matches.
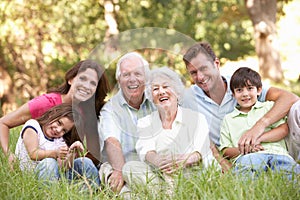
[118,90,150,109]
[232,101,264,117]
[174,106,183,124]
[192,76,232,98]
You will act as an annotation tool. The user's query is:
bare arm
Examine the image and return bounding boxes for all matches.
[23,128,68,160]
[257,123,289,143]
[223,147,240,159]
[0,103,32,155]
[145,150,161,167]
[238,87,299,154]
[105,137,126,193]
[210,144,232,172]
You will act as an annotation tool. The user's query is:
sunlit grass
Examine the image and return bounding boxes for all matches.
[1,128,299,200]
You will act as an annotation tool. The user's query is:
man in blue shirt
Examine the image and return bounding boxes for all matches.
[182,42,299,170]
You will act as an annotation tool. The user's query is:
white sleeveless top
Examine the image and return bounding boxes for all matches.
[15,119,66,171]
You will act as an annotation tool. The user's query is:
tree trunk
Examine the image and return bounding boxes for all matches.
[245,0,283,83]
[104,0,119,38]
[103,0,119,55]
[0,66,16,116]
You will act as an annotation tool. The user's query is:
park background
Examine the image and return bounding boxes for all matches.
[1,0,300,117]
[1,1,300,199]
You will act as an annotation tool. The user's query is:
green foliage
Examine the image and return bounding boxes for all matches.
[115,0,255,63]
[0,0,107,100]
[0,0,298,105]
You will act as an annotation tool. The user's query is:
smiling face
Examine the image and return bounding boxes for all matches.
[69,68,98,102]
[233,81,262,113]
[118,57,146,108]
[187,53,220,94]
[43,117,74,139]
[151,76,178,110]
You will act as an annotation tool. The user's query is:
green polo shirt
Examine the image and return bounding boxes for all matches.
[219,101,290,163]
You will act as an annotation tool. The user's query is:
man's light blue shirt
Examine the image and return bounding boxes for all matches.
[99,90,156,162]
[182,76,269,146]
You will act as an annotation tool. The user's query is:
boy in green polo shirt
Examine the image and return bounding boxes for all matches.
[219,67,299,179]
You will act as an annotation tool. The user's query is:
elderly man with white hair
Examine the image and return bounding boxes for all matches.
[98,52,155,194]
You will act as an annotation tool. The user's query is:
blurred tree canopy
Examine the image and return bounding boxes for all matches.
[0,0,293,115]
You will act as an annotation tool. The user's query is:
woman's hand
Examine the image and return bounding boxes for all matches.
[158,155,184,174]
[146,151,198,175]
[159,154,199,174]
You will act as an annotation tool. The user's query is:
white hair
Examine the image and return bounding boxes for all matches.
[147,66,185,104]
[115,52,150,81]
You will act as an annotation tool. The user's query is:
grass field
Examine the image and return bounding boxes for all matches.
[0,127,299,200]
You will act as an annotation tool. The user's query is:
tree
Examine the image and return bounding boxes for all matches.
[245,0,283,83]
[0,65,16,115]
[0,0,107,114]
[0,0,294,115]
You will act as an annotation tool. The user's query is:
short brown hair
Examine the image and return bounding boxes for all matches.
[183,42,216,66]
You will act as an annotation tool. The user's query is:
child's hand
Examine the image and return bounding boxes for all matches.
[69,141,84,154]
[57,145,69,160]
[252,144,264,152]
[251,137,264,152]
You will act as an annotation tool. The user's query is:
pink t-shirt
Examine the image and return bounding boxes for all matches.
[28,93,62,119]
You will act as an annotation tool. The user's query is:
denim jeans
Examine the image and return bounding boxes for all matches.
[66,157,100,189]
[233,153,300,180]
[35,157,100,188]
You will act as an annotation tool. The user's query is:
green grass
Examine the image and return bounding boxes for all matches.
[1,128,299,200]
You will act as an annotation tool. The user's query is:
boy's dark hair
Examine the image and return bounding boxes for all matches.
[183,41,217,66]
[230,67,262,93]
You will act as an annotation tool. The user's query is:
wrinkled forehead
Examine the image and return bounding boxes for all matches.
[120,57,145,72]
[151,74,173,86]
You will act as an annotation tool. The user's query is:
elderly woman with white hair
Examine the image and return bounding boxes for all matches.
[122,66,219,193]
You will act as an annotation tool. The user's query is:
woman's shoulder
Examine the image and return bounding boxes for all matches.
[28,93,62,118]
[29,93,62,104]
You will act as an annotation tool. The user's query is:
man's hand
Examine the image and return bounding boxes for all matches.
[108,169,124,193]
[238,122,265,155]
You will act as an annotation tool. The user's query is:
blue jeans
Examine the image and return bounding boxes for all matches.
[66,157,100,189]
[35,157,100,188]
[233,153,300,180]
